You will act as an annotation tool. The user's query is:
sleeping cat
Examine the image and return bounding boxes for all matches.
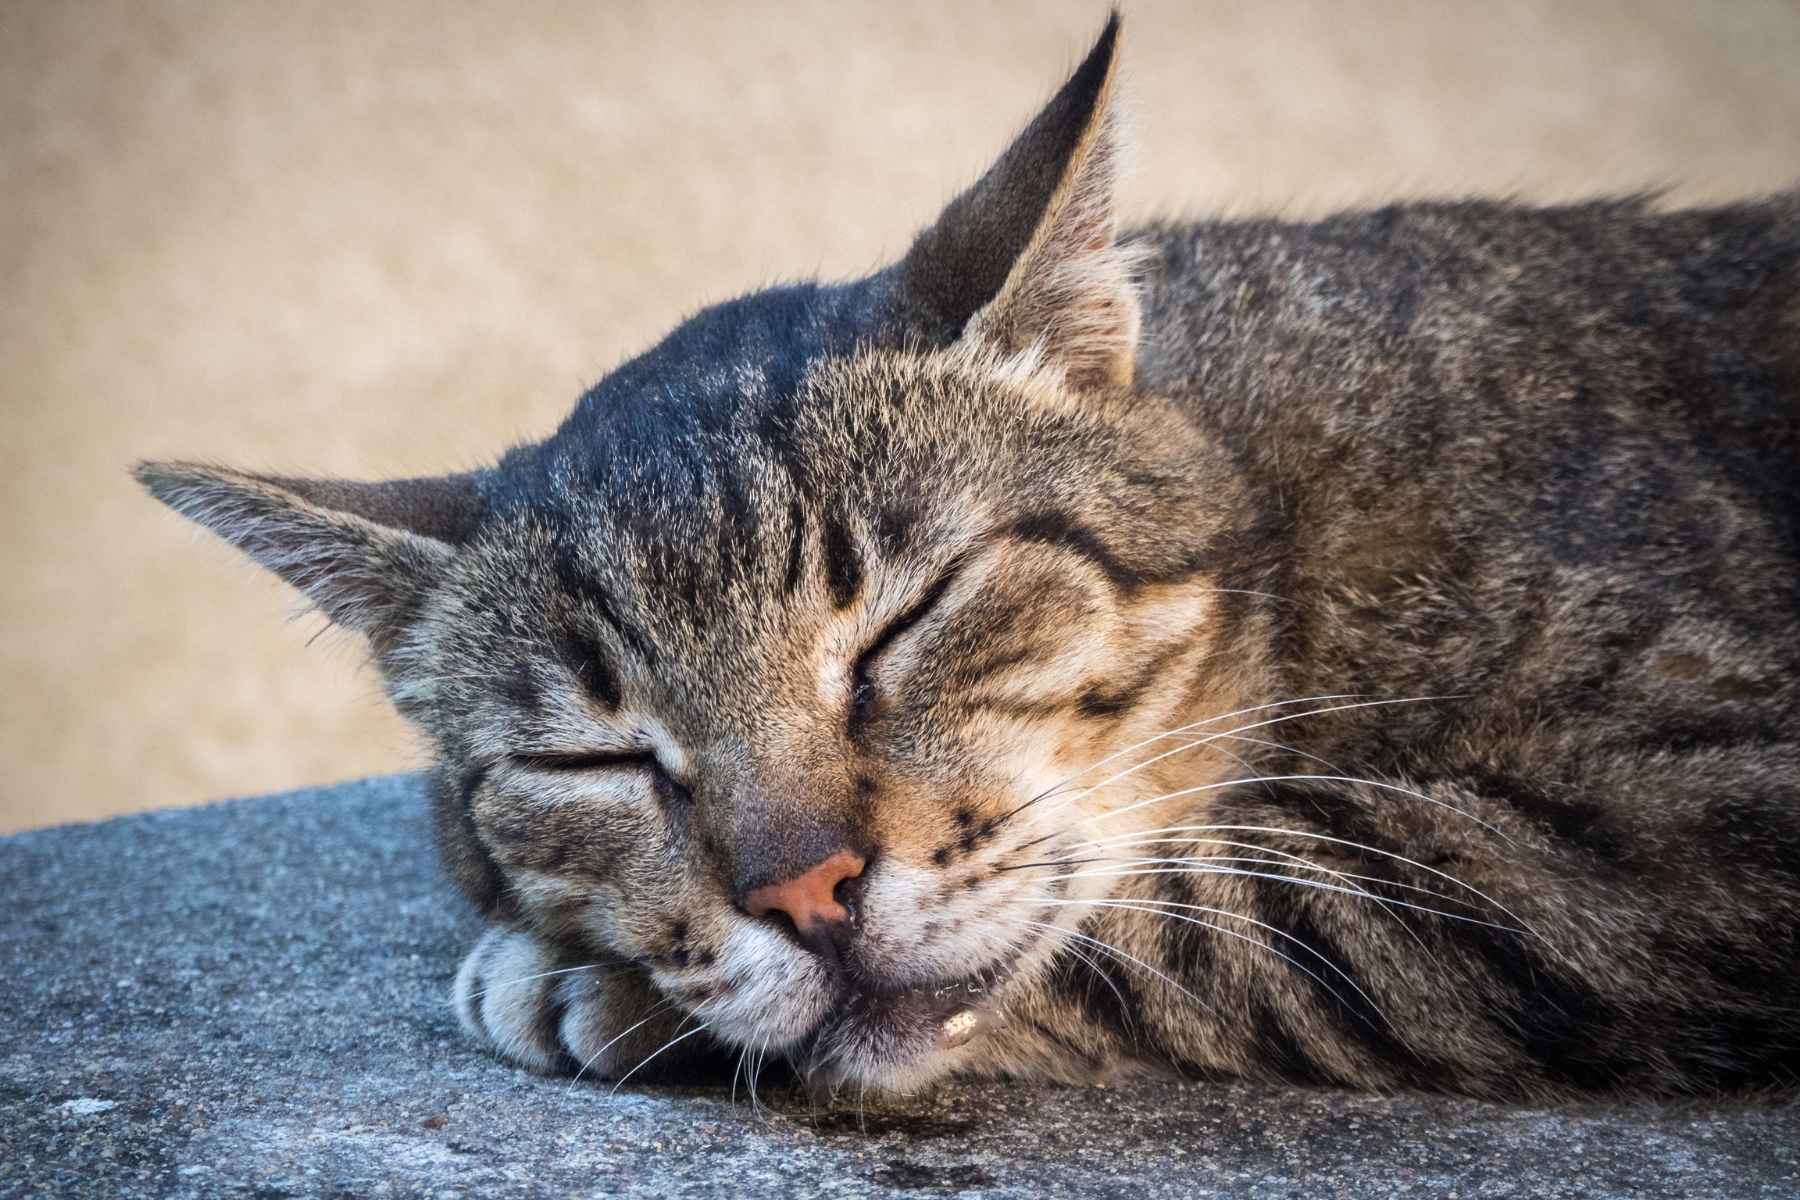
[138,15,1800,1100]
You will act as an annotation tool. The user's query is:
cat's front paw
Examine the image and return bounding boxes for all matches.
[452,926,717,1082]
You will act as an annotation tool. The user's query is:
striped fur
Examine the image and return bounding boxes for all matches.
[139,15,1800,1101]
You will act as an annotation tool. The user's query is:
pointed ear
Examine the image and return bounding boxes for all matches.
[134,461,482,647]
[896,13,1139,389]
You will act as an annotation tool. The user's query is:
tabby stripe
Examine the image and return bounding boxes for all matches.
[1076,629,1207,721]
[953,644,1038,684]
[551,546,657,665]
[1257,884,1446,1087]
[717,465,757,551]
[460,762,490,815]
[782,496,808,596]
[1007,510,1141,594]
[1256,782,1409,866]
[1070,942,1142,1047]
[876,502,918,556]
[821,510,863,609]
[960,694,1072,721]
[555,634,623,712]
[859,554,969,672]
[1247,998,1339,1086]
[501,660,542,714]
[1462,765,1629,863]
[442,764,515,919]
[1162,878,1217,981]
[1449,914,1625,1090]
[1024,1017,1108,1074]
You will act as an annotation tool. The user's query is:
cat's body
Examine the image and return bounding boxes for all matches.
[141,17,1800,1102]
[1052,201,1800,1093]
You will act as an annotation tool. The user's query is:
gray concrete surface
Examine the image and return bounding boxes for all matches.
[4,775,1797,1198]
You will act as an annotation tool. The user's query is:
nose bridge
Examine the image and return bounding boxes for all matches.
[725,743,869,904]
[730,790,867,903]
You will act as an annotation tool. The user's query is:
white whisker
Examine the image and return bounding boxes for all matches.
[1010,694,1368,817]
[1056,835,1492,912]
[1209,732,1349,775]
[464,961,626,1003]
[1079,770,1507,841]
[997,916,1215,1015]
[1017,895,1391,1031]
[1073,823,1540,939]
[1032,696,1467,827]
[569,998,674,1091]
[1024,835,1461,956]
[1038,859,1521,932]
[730,1043,749,1108]
[609,1018,711,1095]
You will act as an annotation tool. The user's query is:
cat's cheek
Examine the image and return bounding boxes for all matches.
[692,926,837,1050]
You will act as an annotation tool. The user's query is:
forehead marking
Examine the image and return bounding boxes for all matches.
[817,658,851,710]
[782,497,808,596]
[550,544,659,664]
[821,510,864,610]
[1006,509,1140,595]
[553,635,622,712]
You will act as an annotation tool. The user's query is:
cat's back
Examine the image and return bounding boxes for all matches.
[1132,193,1800,567]
[1134,194,1800,480]
[1133,193,1800,745]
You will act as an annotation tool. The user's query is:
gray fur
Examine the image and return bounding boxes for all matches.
[138,16,1800,1101]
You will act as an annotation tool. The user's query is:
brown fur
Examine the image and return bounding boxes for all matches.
[138,16,1800,1100]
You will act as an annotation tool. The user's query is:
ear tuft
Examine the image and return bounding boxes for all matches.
[135,461,480,644]
[898,12,1140,389]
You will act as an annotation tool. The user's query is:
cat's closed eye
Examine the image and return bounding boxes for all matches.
[849,682,877,722]
[509,750,655,773]
[848,557,972,728]
[512,750,693,808]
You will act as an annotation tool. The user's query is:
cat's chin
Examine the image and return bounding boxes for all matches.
[794,960,1014,1095]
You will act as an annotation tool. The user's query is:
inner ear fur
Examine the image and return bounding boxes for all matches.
[897,12,1140,389]
[134,460,483,644]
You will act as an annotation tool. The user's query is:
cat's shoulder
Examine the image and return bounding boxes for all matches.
[1133,189,1800,302]
[1130,190,1800,382]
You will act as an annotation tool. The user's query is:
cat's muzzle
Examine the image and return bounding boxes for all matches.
[801,955,1017,1083]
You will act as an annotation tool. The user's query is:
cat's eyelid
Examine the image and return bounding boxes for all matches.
[511,720,688,778]
[509,748,656,773]
[644,723,689,778]
[853,551,976,681]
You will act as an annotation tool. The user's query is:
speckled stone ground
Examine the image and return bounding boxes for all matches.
[4,775,1797,1198]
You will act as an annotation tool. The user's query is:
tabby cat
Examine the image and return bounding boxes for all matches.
[139,16,1800,1100]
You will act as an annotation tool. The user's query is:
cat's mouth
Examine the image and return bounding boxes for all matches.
[849,960,1012,1041]
[794,953,1022,1088]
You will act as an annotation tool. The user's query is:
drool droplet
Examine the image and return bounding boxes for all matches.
[940,1008,982,1049]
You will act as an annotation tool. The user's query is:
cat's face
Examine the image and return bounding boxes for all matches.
[401,343,1246,1090]
[136,16,1255,1092]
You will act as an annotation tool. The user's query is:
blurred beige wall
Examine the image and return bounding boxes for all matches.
[4,1,1798,833]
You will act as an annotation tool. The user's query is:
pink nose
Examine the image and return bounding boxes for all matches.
[742,850,868,937]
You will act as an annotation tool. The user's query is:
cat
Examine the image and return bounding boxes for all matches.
[138,14,1800,1101]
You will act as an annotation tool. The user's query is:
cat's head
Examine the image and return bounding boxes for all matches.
[139,16,1259,1093]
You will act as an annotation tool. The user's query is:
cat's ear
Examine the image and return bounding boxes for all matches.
[896,12,1138,389]
[134,461,482,646]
